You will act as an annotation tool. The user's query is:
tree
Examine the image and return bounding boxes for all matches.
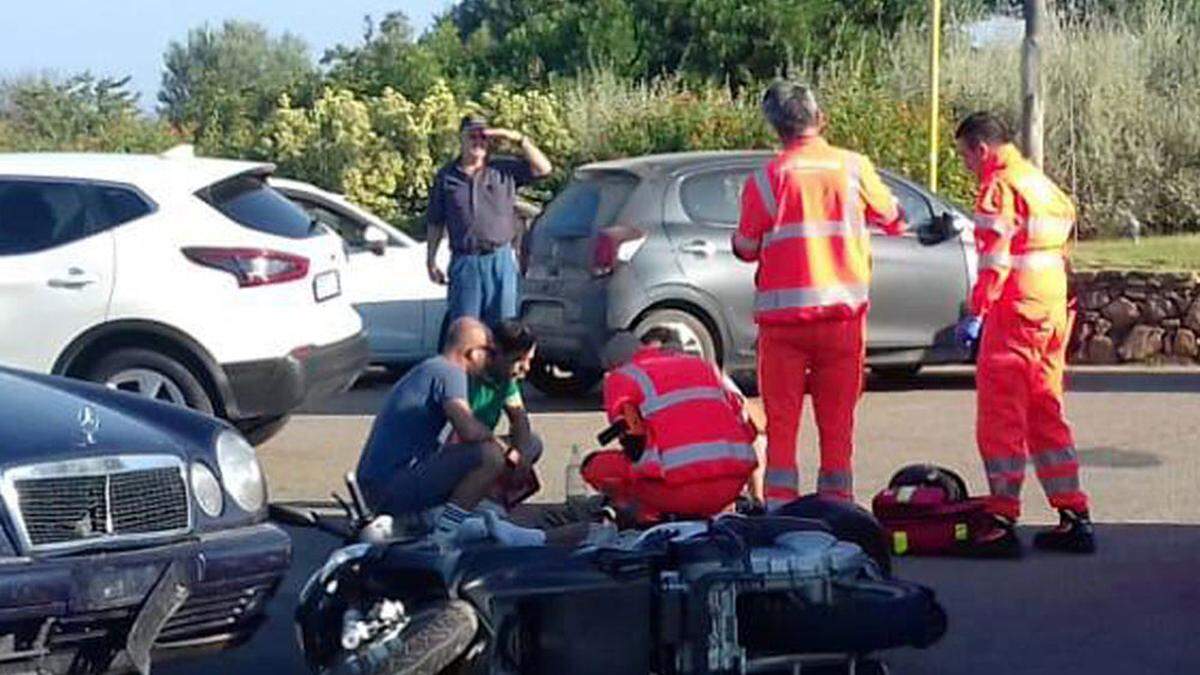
[0,73,173,152]
[159,21,315,155]
[322,12,447,99]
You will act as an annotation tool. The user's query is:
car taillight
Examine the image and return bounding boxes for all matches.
[592,226,646,277]
[182,247,310,287]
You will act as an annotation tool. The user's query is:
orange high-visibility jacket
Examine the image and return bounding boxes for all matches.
[736,136,905,325]
[603,348,757,485]
[971,144,1075,319]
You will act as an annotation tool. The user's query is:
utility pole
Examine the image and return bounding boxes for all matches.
[928,0,942,192]
[1022,0,1046,168]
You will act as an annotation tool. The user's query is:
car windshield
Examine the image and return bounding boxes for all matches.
[199,174,319,239]
[536,170,638,239]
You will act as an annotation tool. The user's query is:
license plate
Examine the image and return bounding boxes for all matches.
[313,270,341,302]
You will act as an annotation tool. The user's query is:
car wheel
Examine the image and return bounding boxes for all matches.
[86,348,215,414]
[872,364,923,380]
[236,414,290,446]
[635,308,718,363]
[526,356,602,398]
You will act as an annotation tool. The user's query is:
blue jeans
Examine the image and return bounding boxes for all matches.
[371,443,488,515]
[447,245,520,330]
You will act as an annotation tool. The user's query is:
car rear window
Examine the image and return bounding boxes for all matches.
[199,174,319,239]
[536,170,639,239]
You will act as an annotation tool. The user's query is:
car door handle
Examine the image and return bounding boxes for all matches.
[47,268,99,289]
[678,240,716,257]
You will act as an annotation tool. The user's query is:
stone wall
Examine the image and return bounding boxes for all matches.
[1070,271,1200,364]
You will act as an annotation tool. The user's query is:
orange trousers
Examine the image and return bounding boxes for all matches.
[581,450,746,522]
[759,316,865,508]
[976,303,1089,520]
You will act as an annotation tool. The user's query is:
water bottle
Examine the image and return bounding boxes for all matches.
[565,444,588,506]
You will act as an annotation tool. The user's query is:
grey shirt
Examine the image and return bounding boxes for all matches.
[355,356,469,499]
[427,156,536,254]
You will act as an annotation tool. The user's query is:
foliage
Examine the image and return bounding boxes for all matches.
[0,74,175,153]
[160,20,316,157]
[884,3,1200,235]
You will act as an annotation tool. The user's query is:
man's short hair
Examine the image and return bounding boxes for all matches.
[955,111,1012,146]
[761,81,821,141]
[640,326,683,351]
[495,320,536,356]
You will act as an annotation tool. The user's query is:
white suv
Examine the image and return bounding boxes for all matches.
[0,151,368,443]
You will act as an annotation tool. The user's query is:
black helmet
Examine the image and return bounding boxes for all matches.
[887,464,970,503]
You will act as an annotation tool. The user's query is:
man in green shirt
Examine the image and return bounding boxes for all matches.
[468,320,541,498]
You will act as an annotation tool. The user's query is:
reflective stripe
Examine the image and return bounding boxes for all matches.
[1026,217,1073,239]
[1010,250,1064,270]
[845,157,862,229]
[984,456,1027,474]
[753,167,777,220]
[616,364,658,400]
[1041,475,1081,496]
[817,470,853,492]
[988,476,1023,498]
[762,221,868,247]
[979,252,1013,271]
[974,214,1013,235]
[642,386,727,416]
[1032,446,1079,470]
[661,441,756,471]
[755,283,869,313]
[766,467,799,488]
[617,364,729,418]
[633,448,662,472]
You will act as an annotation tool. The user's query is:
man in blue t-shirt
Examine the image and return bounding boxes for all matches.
[356,317,510,542]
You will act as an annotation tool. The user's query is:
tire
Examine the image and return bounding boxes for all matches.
[871,364,922,380]
[526,356,602,398]
[236,414,290,446]
[85,347,215,414]
[331,600,478,675]
[634,308,718,363]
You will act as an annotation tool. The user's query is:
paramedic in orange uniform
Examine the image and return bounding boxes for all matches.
[953,112,1094,556]
[732,81,905,509]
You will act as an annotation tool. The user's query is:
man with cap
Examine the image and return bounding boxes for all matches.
[426,115,553,332]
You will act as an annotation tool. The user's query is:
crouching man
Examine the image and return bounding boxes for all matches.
[356,317,530,546]
[582,332,759,524]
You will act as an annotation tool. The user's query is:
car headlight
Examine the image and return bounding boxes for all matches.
[216,429,266,512]
[191,462,224,517]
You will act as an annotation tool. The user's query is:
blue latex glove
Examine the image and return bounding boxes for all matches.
[955,315,983,351]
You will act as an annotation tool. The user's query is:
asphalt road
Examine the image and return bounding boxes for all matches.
[162,367,1200,674]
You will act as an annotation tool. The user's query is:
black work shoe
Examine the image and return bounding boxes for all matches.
[965,515,1023,559]
[1033,510,1096,554]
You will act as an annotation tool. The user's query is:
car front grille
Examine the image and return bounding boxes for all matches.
[1,456,191,553]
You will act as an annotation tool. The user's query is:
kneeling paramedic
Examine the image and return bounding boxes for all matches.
[582,332,758,523]
[953,112,1094,556]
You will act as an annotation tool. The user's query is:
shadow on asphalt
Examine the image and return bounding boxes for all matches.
[161,522,1200,675]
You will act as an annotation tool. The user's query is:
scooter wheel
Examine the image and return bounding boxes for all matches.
[329,600,478,675]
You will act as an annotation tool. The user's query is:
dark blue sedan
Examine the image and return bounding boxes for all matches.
[0,367,290,674]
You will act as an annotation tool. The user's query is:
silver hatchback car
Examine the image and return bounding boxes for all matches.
[520,151,977,396]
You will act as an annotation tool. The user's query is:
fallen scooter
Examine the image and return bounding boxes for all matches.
[279,425,949,675]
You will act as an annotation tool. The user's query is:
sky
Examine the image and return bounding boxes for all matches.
[0,0,453,110]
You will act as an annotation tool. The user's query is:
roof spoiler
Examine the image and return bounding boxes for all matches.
[160,144,196,159]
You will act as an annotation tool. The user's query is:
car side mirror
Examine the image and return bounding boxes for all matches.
[363,225,388,256]
[918,212,958,246]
